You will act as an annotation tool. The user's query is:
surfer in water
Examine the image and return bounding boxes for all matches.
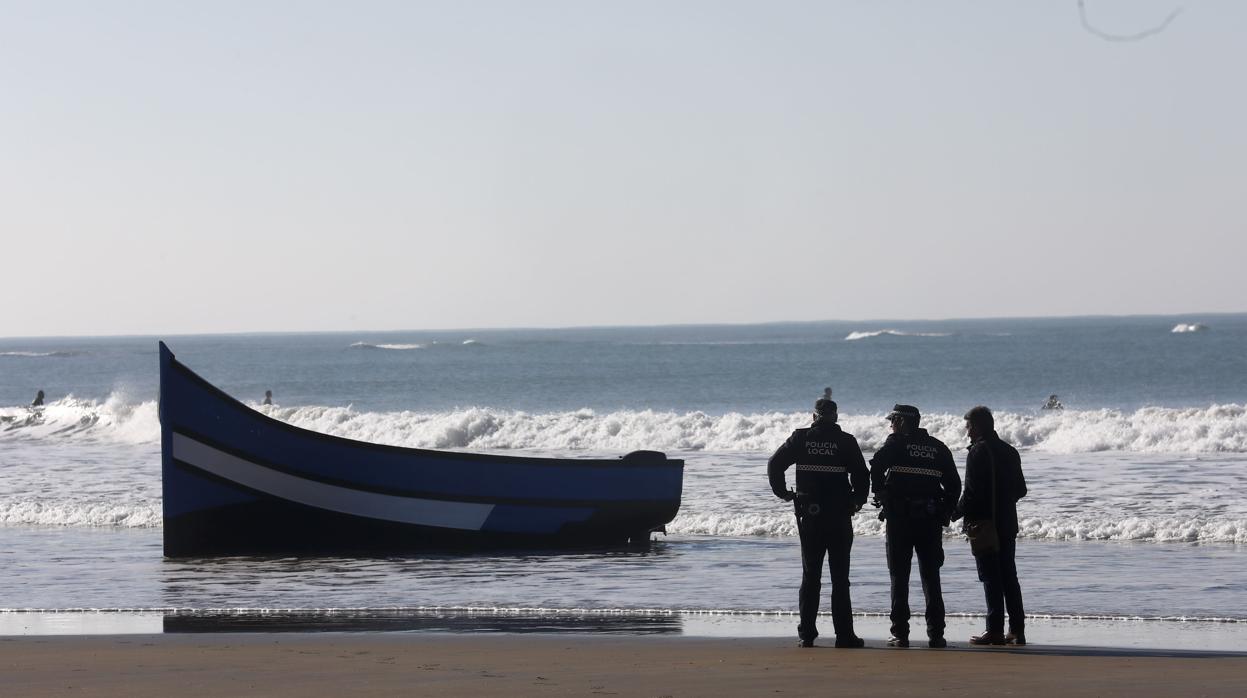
[263,390,273,406]
[31,390,45,407]
[1042,395,1063,410]
[823,387,833,401]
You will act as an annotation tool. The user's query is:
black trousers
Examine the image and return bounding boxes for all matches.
[797,512,855,641]
[974,535,1025,634]
[884,515,946,639]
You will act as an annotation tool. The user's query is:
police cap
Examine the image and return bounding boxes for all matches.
[886,404,921,421]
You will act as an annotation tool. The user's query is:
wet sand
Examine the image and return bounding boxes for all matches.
[3,634,1244,696]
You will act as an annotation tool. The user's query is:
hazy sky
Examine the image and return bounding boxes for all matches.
[3,1,1244,337]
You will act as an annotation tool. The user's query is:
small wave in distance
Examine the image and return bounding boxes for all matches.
[844,329,953,341]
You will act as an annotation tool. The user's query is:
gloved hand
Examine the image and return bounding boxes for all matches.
[777,489,796,502]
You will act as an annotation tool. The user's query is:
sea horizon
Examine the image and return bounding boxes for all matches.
[2,309,1239,342]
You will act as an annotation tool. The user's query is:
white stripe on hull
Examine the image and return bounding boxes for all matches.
[171,432,494,530]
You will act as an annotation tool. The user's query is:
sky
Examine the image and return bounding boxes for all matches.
[3,1,1244,337]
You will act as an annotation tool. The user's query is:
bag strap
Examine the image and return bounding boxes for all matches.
[984,439,997,520]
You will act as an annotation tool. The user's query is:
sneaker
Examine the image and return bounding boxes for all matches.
[928,637,947,649]
[834,636,865,648]
[969,631,1007,646]
[1006,631,1026,646]
[886,636,910,648]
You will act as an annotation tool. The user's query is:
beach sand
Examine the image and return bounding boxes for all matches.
[3,634,1243,697]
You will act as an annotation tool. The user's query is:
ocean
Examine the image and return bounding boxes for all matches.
[2,315,1245,644]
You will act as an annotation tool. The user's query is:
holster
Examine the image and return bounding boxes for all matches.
[794,494,823,519]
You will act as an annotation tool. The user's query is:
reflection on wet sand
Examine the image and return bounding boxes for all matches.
[162,609,682,634]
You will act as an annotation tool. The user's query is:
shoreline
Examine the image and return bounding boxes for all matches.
[3,633,1244,697]
[5,610,1247,653]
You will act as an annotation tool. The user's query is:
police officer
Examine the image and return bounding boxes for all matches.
[870,404,961,648]
[768,398,869,648]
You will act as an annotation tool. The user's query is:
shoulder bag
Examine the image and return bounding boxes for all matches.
[964,442,1000,555]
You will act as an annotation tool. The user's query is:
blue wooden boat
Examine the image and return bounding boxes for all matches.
[158,342,683,556]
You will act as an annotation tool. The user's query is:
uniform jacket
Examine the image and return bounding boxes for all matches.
[767,419,869,515]
[869,428,961,521]
[955,431,1027,538]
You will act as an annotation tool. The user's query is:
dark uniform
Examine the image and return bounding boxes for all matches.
[956,427,1027,642]
[768,401,869,647]
[869,405,961,645]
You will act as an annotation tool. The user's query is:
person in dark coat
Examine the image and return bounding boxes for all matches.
[768,398,870,648]
[954,405,1028,646]
[31,390,45,407]
[870,404,961,648]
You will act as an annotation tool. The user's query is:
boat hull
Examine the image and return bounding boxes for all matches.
[159,342,683,556]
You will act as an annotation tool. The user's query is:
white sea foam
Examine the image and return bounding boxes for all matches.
[264,403,1247,455]
[1172,323,1209,333]
[8,397,1247,455]
[4,495,1241,542]
[4,607,1243,624]
[0,500,160,528]
[0,395,159,444]
[349,339,482,350]
[348,341,426,350]
[844,329,953,341]
[0,350,80,357]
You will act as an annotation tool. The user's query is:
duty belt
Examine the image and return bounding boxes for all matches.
[888,466,943,477]
[796,464,847,473]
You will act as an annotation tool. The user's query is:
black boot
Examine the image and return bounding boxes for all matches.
[969,631,1006,646]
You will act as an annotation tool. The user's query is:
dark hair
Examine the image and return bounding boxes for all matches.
[964,405,994,430]
[814,398,838,419]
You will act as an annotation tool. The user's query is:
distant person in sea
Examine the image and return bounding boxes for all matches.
[1042,394,1063,410]
[31,390,45,407]
[870,404,961,648]
[768,398,869,649]
[954,405,1028,646]
[263,390,273,406]
[823,387,833,401]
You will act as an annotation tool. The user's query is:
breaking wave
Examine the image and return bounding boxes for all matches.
[349,339,482,350]
[0,350,81,358]
[1172,323,1209,333]
[7,397,1247,454]
[666,512,1247,544]
[0,500,159,528]
[348,342,426,350]
[261,403,1247,455]
[0,395,159,444]
[5,499,1242,542]
[844,329,953,341]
